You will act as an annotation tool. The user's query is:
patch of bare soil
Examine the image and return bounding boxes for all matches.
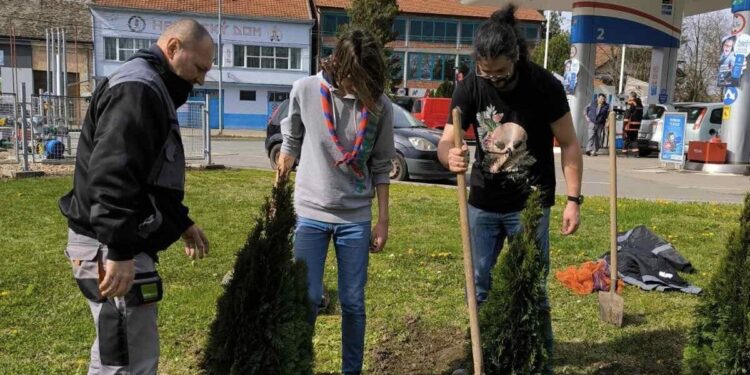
[0,153,75,178]
[369,315,468,375]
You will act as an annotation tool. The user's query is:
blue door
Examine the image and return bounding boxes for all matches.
[188,89,221,129]
[209,96,220,129]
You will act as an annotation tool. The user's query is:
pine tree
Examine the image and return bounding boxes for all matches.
[683,194,750,374]
[201,180,313,375]
[433,80,454,98]
[479,189,549,374]
[545,11,564,38]
[345,0,398,51]
[343,0,399,93]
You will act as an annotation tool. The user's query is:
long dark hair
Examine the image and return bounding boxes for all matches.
[473,4,529,63]
[320,29,386,112]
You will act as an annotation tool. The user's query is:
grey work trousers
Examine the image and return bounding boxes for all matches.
[65,229,160,375]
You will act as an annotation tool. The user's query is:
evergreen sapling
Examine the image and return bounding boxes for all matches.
[201,180,313,374]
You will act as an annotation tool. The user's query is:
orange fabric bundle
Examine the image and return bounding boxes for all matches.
[555,259,624,295]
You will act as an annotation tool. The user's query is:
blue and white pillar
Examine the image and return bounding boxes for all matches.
[569,41,596,146]
[647,47,679,106]
[725,1,750,164]
[570,0,683,139]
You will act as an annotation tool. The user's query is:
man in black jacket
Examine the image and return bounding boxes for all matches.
[59,19,213,374]
[584,93,609,156]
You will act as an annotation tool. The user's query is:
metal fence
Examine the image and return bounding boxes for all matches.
[0,93,19,162]
[26,94,89,162]
[1,90,212,166]
[176,99,211,163]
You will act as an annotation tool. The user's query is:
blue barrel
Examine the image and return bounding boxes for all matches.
[615,138,624,150]
[45,139,65,159]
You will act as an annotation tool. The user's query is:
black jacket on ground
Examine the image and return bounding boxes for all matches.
[59,45,194,261]
[603,225,701,294]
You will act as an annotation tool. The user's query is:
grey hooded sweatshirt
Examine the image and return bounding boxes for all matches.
[281,72,395,223]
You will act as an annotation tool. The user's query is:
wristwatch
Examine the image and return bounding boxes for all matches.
[567,195,584,205]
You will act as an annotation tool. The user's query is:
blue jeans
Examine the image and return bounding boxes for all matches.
[468,205,554,367]
[294,217,371,374]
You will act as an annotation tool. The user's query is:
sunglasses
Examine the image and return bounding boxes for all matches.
[476,63,515,82]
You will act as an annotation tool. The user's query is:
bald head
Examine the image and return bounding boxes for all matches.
[158,19,212,47]
[157,19,214,86]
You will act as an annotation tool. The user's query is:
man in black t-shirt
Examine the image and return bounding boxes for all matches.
[437,6,583,371]
[447,60,568,211]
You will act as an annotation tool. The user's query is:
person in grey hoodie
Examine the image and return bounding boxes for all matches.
[277,29,395,375]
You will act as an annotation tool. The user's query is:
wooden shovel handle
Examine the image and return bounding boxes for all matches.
[452,108,484,375]
[608,110,618,291]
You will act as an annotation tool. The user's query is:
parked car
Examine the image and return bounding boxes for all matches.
[637,102,723,157]
[264,99,290,170]
[391,95,415,112]
[390,103,454,181]
[411,97,476,140]
[265,99,453,181]
[677,103,723,145]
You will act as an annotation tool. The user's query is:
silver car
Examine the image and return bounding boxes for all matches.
[637,102,722,156]
[636,104,674,157]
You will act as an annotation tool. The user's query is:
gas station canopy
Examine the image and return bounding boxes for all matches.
[459,0,726,17]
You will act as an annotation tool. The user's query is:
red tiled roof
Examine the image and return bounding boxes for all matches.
[315,0,544,21]
[92,0,313,21]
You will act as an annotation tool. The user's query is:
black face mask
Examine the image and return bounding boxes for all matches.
[161,69,194,108]
[136,45,195,108]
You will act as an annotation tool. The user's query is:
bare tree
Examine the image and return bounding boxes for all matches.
[598,45,652,87]
[676,11,731,102]
[626,48,653,82]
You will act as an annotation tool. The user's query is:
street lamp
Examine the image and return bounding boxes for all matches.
[218,0,224,134]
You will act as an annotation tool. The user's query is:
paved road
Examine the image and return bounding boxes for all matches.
[209,137,273,169]
[570,152,748,204]
[207,138,749,204]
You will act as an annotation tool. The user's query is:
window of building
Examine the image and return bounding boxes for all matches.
[232,45,302,70]
[321,12,350,36]
[104,37,156,61]
[390,51,405,81]
[457,55,474,75]
[460,21,481,45]
[410,19,458,43]
[269,92,290,102]
[393,18,407,41]
[233,45,244,67]
[407,53,457,81]
[321,46,335,58]
[239,90,256,101]
[521,23,540,41]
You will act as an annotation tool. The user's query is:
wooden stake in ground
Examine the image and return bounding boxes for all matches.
[452,108,484,374]
[598,110,624,327]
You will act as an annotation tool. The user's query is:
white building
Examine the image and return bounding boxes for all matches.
[90,0,314,129]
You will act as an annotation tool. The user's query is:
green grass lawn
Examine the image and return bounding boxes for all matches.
[0,169,742,374]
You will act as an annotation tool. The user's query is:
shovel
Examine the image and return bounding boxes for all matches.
[452,108,484,374]
[598,110,624,327]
